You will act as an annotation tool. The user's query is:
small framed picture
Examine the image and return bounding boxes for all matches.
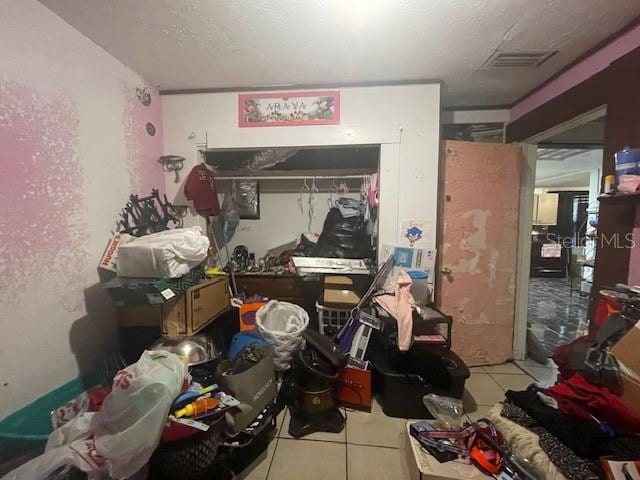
[236,180,260,219]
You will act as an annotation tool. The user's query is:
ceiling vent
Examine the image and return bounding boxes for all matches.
[483,50,556,68]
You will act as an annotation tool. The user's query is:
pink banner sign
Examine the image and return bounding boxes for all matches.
[238,90,340,127]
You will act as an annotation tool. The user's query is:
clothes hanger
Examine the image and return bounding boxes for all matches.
[298,178,309,214]
[328,178,338,208]
[308,177,318,231]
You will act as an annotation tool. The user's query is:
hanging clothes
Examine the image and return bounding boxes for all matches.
[184,164,220,216]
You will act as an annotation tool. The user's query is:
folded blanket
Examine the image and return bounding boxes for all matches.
[497,402,602,480]
[488,403,568,480]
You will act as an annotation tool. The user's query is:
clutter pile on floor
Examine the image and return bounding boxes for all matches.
[475,284,640,480]
[2,191,640,480]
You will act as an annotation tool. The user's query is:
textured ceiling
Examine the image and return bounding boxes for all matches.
[536,148,601,188]
[39,0,640,107]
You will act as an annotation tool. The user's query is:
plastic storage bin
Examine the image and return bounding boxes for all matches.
[316,301,351,335]
[615,147,640,180]
[407,270,430,305]
[369,348,469,419]
[0,375,101,464]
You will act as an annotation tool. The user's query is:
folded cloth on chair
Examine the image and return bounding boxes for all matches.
[373,269,415,351]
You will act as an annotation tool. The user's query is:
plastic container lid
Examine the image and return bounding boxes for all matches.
[408,270,428,280]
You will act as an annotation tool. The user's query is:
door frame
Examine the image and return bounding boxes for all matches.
[511,105,607,360]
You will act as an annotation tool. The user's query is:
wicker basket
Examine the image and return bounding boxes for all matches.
[149,417,225,480]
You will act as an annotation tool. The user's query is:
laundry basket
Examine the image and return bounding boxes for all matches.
[316,302,352,336]
[255,300,309,371]
[149,417,225,480]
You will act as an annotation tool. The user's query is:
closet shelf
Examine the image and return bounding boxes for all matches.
[214,169,372,180]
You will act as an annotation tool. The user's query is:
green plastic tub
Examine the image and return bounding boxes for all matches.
[0,375,102,462]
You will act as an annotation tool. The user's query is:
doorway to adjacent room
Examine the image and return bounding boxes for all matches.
[517,110,605,361]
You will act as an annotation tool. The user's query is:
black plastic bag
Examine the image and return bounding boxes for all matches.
[312,207,373,258]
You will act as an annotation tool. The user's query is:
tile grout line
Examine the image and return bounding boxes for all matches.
[345,408,349,480]
[279,437,347,445]
[513,363,539,381]
[264,412,286,480]
[346,441,400,450]
[345,436,349,480]
[264,435,279,480]
[485,372,507,393]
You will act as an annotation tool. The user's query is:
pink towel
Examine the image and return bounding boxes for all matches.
[374,269,415,351]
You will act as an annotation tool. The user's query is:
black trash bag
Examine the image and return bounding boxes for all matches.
[312,207,373,258]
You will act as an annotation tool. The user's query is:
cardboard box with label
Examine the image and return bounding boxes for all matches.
[119,276,230,336]
[98,233,132,272]
[611,323,640,417]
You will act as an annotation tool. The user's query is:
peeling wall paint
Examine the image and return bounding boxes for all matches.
[439,141,522,366]
[0,0,165,419]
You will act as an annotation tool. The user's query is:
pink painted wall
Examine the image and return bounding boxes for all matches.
[0,80,88,311]
[123,82,165,196]
[440,141,522,366]
[511,23,640,122]
[0,0,164,418]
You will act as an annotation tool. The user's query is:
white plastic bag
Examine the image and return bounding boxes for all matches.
[422,393,464,430]
[117,226,209,278]
[255,300,309,371]
[3,350,188,480]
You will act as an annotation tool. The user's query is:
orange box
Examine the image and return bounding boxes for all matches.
[239,302,267,331]
[337,366,372,411]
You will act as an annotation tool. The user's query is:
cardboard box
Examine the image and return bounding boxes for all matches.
[99,233,131,272]
[104,266,207,306]
[404,422,487,480]
[323,275,365,307]
[239,302,267,331]
[611,323,640,416]
[611,323,640,374]
[619,372,640,418]
[119,276,230,336]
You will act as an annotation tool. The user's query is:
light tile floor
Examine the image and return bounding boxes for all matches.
[239,361,539,480]
[515,358,560,387]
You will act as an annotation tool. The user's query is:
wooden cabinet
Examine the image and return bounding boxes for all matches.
[234,273,322,306]
[533,193,559,225]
